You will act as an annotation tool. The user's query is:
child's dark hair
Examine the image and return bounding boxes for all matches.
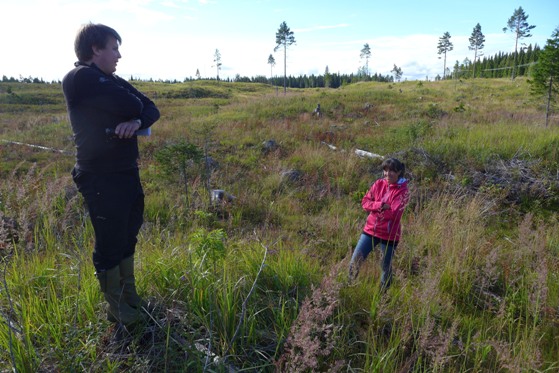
[381,157,405,177]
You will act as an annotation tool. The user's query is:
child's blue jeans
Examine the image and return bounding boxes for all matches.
[349,233,398,288]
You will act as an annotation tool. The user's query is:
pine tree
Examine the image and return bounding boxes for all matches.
[529,27,559,127]
[267,54,276,80]
[437,32,453,79]
[391,64,403,82]
[503,6,536,80]
[213,49,222,80]
[360,43,372,78]
[274,21,296,94]
[469,23,485,78]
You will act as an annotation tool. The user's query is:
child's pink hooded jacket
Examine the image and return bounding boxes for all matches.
[361,177,409,241]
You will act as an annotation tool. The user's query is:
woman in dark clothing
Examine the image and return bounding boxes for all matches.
[63,23,160,327]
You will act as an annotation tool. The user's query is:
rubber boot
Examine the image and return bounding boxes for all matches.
[96,266,142,326]
[119,256,149,310]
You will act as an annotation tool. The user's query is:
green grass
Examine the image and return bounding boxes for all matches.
[1,77,559,371]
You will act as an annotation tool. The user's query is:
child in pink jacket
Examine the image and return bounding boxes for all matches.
[348,158,409,289]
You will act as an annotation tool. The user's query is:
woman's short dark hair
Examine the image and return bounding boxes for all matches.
[74,23,121,62]
[381,157,405,177]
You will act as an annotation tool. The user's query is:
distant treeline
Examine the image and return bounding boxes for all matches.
[452,43,541,79]
[231,71,394,88]
[2,44,541,87]
[0,72,393,88]
[1,76,54,84]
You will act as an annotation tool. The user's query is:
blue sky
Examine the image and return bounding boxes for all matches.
[1,0,557,81]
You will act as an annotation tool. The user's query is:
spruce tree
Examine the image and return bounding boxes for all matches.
[529,27,559,127]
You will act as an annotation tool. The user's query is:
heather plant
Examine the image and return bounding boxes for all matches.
[275,262,345,372]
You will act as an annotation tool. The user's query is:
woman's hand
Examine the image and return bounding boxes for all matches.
[115,119,141,139]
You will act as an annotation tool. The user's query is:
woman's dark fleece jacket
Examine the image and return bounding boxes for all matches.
[62,62,160,172]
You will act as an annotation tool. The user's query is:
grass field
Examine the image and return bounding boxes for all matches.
[1,77,558,372]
